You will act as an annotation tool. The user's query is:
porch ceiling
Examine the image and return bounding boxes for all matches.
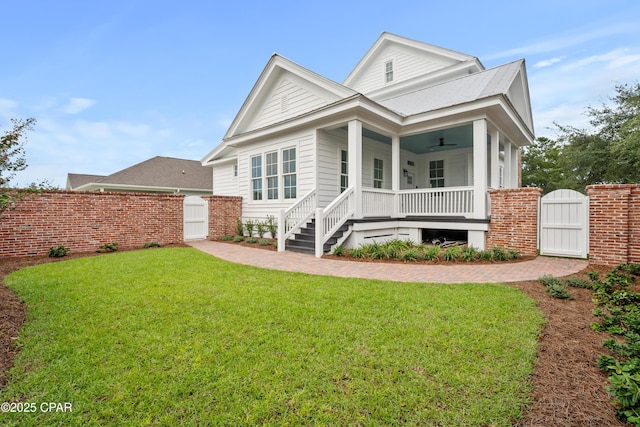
[356,124,475,154]
[399,125,473,154]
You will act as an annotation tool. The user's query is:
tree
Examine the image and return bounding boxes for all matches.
[1,117,36,187]
[522,83,640,193]
[555,83,640,187]
[0,118,50,217]
[521,136,566,194]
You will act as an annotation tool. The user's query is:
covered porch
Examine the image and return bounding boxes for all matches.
[279,118,522,256]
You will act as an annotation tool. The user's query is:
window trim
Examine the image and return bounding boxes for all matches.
[429,159,445,188]
[373,158,384,189]
[385,60,393,83]
[249,146,297,202]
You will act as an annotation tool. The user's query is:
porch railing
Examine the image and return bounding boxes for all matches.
[315,187,355,257]
[362,189,396,217]
[399,186,474,216]
[277,189,317,251]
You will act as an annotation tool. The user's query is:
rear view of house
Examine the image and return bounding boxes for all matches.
[202,32,534,256]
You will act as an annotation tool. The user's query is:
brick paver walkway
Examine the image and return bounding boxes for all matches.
[188,240,589,283]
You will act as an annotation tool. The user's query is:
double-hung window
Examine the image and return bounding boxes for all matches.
[373,158,383,188]
[266,152,278,200]
[251,155,262,200]
[283,148,296,199]
[251,147,297,201]
[340,149,348,193]
[429,160,444,188]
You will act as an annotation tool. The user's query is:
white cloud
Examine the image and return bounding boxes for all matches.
[534,57,564,68]
[62,97,97,115]
[485,22,637,61]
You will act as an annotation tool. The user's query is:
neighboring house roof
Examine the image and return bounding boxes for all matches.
[67,156,213,194]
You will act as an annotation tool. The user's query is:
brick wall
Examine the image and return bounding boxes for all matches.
[487,188,541,256]
[0,191,242,257]
[587,184,640,266]
[205,195,242,238]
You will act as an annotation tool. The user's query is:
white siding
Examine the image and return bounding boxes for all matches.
[362,139,392,189]
[212,163,238,196]
[237,130,316,221]
[317,129,345,207]
[349,45,459,96]
[247,76,329,133]
[420,148,472,188]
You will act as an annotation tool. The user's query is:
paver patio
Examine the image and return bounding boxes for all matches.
[188,240,588,284]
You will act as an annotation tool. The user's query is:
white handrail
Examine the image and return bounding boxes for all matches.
[398,187,474,216]
[277,189,317,251]
[315,187,354,257]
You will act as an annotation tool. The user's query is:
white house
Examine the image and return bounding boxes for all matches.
[201,32,534,256]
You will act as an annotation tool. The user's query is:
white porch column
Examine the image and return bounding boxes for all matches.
[504,142,513,189]
[511,146,519,187]
[348,120,363,218]
[472,119,488,218]
[490,128,500,189]
[391,134,400,217]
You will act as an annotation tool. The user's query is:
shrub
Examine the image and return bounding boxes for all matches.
[244,219,255,238]
[220,235,234,241]
[491,246,508,261]
[266,215,278,238]
[233,235,244,243]
[255,221,266,238]
[423,245,441,261]
[143,241,161,248]
[538,275,573,300]
[400,248,420,262]
[48,245,68,258]
[565,277,591,289]
[443,246,462,262]
[246,237,257,244]
[478,250,493,261]
[332,245,347,256]
[507,249,521,260]
[98,242,118,253]
[461,246,478,262]
[258,238,270,246]
[236,218,244,236]
[349,247,367,259]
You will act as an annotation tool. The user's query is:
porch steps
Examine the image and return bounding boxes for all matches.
[286,219,353,255]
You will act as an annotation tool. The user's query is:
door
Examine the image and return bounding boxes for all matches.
[539,189,588,258]
[183,196,208,240]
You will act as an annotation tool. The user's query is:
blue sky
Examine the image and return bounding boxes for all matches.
[2,0,639,187]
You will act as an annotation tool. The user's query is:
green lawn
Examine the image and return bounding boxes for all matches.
[1,248,543,426]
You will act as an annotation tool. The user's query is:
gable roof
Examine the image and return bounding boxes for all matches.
[343,32,484,99]
[223,54,357,140]
[67,156,212,193]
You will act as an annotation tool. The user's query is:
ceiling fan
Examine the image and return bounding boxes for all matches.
[432,137,457,148]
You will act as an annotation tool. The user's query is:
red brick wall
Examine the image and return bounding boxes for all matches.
[0,191,242,257]
[587,184,640,266]
[486,188,541,256]
[205,195,242,239]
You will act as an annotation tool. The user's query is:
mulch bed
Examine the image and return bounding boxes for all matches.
[0,248,630,426]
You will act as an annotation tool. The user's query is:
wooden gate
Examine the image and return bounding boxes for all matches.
[183,196,208,240]
[539,189,588,258]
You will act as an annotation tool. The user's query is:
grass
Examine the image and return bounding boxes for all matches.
[1,248,543,426]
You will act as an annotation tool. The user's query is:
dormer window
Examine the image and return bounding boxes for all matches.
[385,60,393,83]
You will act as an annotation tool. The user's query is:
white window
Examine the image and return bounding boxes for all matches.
[385,60,393,83]
[283,148,296,199]
[266,152,278,200]
[340,149,348,193]
[374,158,383,188]
[429,160,444,188]
[251,155,262,200]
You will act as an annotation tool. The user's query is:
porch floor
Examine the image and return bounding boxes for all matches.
[188,240,587,284]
